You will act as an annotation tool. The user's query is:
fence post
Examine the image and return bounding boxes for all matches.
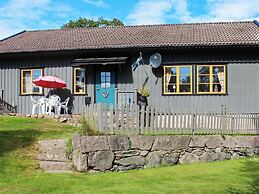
[192,111,196,135]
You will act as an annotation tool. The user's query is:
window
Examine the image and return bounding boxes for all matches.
[100,72,111,88]
[163,65,192,95]
[21,69,43,95]
[197,65,226,94]
[74,67,86,94]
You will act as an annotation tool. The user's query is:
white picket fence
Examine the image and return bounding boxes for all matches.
[83,104,259,135]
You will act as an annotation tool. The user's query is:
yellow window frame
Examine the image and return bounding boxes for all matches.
[197,65,226,94]
[20,69,43,95]
[163,65,192,95]
[73,67,86,95]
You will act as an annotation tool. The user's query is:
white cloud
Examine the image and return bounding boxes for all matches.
[83,0,109,8]
[127,0,176,25]
[0,0,73,39]
[127,0,259,25]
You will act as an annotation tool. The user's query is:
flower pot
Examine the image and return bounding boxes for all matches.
[137,92,148,106]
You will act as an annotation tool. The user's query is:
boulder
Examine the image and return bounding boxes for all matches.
[88,151,114,171]
[189,136,207,147]
[107,136,130,151]
[236,136,255,148]
[115,156,145,168]
[199,152,218,162]
[130,136,155,150]
[73,151,88,172]
[152,136,191,151]
[80,136,109,153]
[145,152,161,168]
[161,153,179,165]
[218,152,231,161]
[222,136,237,148]
[205,136,222,148]
[179,153,199,164]
[114,150,140,159]
[231,153,240,160]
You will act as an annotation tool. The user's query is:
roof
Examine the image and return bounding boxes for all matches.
[0,21,259,54]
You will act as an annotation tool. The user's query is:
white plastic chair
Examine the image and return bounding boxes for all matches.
[38,97,48,115]
[30,96,41,115]
[47,95,61,115]
[59,97,70,114]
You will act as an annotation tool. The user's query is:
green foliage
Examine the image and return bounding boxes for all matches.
[138,86,150,97]
[65,137,73,161]
[78,116,103,136]
[61,17,124,29]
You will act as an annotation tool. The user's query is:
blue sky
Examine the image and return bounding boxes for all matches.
[1,0,259,39]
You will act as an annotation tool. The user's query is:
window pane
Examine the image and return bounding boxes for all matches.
[106,83,111,88]
[101,76,105,83]
[32,69,42,78]
[180,85,191,92]
[168,84,177,93]
[198,75,210,83]
[198,66,210,74]
[101,83,106,88]
[180,75,190,84]
[23,71,31,94]
[198,84,210,92]
[179,67,190,75]
[213,66,224,74]
[213,75,220,83]
[101,72,105,77]
[169,75,176,84]
[106,72,111,77]
[106,76,111,83]
[170,67,176,75]
[213,84,223,92]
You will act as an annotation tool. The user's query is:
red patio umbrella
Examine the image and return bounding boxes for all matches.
[33,76,67,88]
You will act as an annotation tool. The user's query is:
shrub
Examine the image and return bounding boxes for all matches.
[78,116,103,136]
[65,137,73,161]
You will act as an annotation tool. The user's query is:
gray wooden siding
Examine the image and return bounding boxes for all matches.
[0,49,259,114]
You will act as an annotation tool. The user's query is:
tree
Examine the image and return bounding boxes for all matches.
[61,17,124,29]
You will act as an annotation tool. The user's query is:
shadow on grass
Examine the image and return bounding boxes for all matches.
[227,157,259,194]
[0,129,42,156]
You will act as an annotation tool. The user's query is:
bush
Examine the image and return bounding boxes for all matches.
[65,137,73,161]
[78,116,103,136]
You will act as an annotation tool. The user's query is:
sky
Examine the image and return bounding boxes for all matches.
[0,0,259,39]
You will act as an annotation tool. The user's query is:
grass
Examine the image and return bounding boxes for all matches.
[0,116,258,194]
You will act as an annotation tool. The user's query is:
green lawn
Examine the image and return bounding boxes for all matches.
[0,116,258,194]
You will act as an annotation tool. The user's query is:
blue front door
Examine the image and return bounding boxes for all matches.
[95,70,116,106]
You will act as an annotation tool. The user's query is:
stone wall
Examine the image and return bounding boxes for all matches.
[72,135,259,172]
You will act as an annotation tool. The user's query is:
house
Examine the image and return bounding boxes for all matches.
[0,21,259,115]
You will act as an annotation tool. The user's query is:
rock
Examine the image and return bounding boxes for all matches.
[191,149,205,156]
[26,114,31,117]
[80,136,109,153]
[73,151,88,172]
[38,139,67,162]
[222,136,237,148]
[140,151,149,156]
[179,153,199,164]
[161,153,179,165]
[32,115,38,118]
[255,136,259,148]
[145,152,161,168]
[205,136,222,148]
[218,152,231,161]
[130,136,155,150]
[59,117,68,123]
[115,156,145,168]
[236,136,255,148]
[72,133,80,151]
[88,151,114,171]
[255,148,259,154]
[189,136,207,147]
[54,115,61,119]
[231,153,240,160]
[215,148,222,153]
[114,150,140,159]
[152,136,191,151]
[38,115,44,118]
[107,136,130,151]
[199,152,218,162]
[39,161,72,172]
